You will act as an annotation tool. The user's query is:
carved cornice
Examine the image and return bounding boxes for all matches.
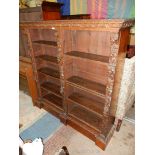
[20,19,134,31]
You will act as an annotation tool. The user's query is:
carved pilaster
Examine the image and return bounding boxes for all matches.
[56,28,65,100]
[103,32,120,115]
[100,32,120,135]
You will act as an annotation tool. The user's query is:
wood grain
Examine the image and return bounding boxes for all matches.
[33,40,57,47]
[68,92,104,117]
[66,51,109,63]
[41,81,61,97]
[43,93,62,108]
[69,105,102,132]
[36,55,58,64]
[67,76,106,95]
[38,67,60,79]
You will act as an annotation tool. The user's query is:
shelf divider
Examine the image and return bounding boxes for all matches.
[43,93,63,109]
[67,76,106,96]
[33,40,57,47]
[38,67,60,79]
[68,92,104,118]
[66,51,109,63]
[69,105,102,132]
[36,55,58,64]
[41,81,62,98]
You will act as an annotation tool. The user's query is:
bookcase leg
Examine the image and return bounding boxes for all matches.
[35,99,43,109]
[95,134,106,150]
[60,113,67,125]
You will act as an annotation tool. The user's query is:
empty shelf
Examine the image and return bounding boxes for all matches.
[36,55,58,64]
[33,40,57,47]
[69,105,102,131]
[38,67,60,79]
[43,93,62,109]
[68,92,104,117]
[41,81,61,97]
[66,51,109,63]
[67,76,106,95]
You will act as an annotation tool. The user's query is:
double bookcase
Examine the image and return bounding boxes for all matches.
[20,19,134,149]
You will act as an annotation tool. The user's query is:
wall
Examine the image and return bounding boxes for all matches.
[20,0,135,19]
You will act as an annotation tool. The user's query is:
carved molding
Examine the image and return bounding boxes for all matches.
[20,19,134,31]
[60,81,64,95]
[104,32,120,114]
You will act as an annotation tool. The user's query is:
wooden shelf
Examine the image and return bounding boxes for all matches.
[69,105,102,131]
[67,76,106,96]
[38,67,60,79]
[68,92,104,117]
[36,55,58,64]
[33,40,57,47]
[66,51,109,63]
[41,81,62,97]
[43,93,63,109]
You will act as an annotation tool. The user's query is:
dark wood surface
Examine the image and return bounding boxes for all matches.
[41,81,61,97]
[42,100,64,119]
[38,67,60,79]
[19,57,38,106]
[67,76,106,95]
[19,75,30,95]
[33,40,57,47]
[42,1,63,20]
[68,92,104,117]
[43,93,62,108]
[36,55,58,64]
[67,117,98,141]
[61,14,90,20]
[66,51,109,63]
[42,1,63,11]
[69,105,102,132]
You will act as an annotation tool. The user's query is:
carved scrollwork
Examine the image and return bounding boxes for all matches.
[20,19,134,31]
[104,32,120,114]
[122,20,135,28]
[107,65,115,81]
[100,114,112,135]
[105,87,112,98]
[59,66,64,79]
[105,69,115,105]
[111,33,119,42]
[60,80,64,94]
[57,54,63,63]
[57,47,61,52]
[104,97,111,113]
[109,33,119,67]
[60,85,64,94]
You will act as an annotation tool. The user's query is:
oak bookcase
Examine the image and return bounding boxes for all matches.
[20,19,134,150]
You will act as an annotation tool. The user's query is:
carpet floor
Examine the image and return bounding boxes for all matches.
[44,120,135,155]
[20,113,62,142]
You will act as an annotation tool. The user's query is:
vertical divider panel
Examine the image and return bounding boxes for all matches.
[26,28,42,106]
